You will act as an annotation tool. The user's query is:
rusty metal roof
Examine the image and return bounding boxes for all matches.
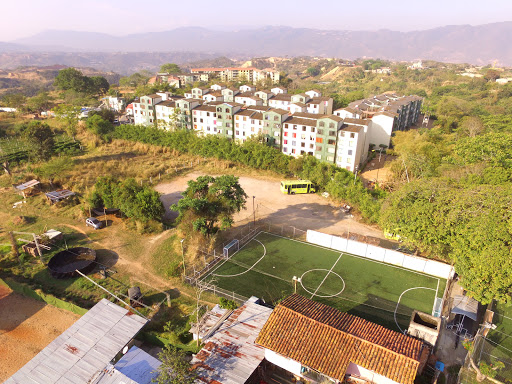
[191,299,272,384]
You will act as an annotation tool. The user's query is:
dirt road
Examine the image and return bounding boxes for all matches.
[155,172,384,239]
[0,285,80,381]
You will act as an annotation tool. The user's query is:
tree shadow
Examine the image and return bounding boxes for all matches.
[158,191,182,221]
[0,287,47,335]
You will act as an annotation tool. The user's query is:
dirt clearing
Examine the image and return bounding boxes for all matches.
[0,285,80,381]
[155,171,384,239]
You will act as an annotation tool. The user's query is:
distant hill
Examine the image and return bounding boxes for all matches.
[2,22,512,67]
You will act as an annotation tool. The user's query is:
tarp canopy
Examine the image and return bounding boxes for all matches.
[451,295,479,321]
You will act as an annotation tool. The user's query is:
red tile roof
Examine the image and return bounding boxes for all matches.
[256,295,423,384]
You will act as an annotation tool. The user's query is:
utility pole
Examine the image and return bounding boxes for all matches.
[252,196,256,227]
[180,239,186,276]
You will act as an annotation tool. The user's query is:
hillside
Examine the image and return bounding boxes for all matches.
[2,22,512,66]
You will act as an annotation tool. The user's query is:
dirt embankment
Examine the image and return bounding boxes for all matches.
[0,285,80,381]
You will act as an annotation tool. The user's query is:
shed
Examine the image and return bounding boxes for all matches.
[5,299,148,384]
[14,179,41,198]
[45,189,75,204]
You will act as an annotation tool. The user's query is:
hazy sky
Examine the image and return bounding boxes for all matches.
[3,0,512,41]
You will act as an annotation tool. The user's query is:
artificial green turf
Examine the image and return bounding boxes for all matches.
[205,231,446,331]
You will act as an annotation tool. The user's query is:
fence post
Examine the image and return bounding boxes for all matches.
[293,226,296,238]
[233,291,235,301]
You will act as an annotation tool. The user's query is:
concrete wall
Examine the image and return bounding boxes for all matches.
[265,349,302,376]
[306,230,453,279]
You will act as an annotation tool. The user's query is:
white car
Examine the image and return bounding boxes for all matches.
[85,217,103,230]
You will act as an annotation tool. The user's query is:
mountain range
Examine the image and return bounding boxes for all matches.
[1,22,511,69]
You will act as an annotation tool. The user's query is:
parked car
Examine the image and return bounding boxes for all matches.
[86,217,103,230]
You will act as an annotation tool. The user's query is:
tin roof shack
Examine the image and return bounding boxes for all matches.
[45,189,76,204]
[13,179,41,198]
[21,229,63,258]
[5,299,148,384]
[191,297,273,384]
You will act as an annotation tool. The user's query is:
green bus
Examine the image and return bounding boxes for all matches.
[280,180,316,194]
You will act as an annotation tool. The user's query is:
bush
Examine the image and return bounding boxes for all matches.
[219,297,238,310]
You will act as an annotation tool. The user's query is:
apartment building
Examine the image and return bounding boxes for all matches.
[334,93,422,148]
[133,85,422,173]
[191,67,280,85]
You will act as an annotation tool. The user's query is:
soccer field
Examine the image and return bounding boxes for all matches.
[203,231,446,332]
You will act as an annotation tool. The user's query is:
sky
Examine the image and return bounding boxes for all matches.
[3,0,512,41]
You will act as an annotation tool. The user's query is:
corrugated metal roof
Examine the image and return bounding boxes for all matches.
[14,179,40,191]
[5,299,148,384]
[191,300,272,384]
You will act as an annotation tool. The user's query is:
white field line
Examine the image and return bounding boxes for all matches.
[212,239,266,278]
[201,231,262,281]
[310,253,344,299]
[394,287,436,334]
[432,278,441,314]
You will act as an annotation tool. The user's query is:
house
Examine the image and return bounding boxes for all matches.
[268,93,292,111]
[239,84,256,93]
[202,91,224,103]
[132,94,163,125]
[103,96,126,112]
[6,299,150,384]
[256,294,428,384]
[234,94,263,106]
[221,87,240,102]
[305,89,322,98]
[254,90,274,105]
[191,297,273,384]
[210,84,226,91]
[193,105,218,136]
[271,86,287,95]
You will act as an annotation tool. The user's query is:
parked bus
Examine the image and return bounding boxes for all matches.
[280,180,316,194]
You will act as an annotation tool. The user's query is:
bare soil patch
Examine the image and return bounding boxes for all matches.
[360,154,394,187]
[155,172,384,239]
[0,285,80,381]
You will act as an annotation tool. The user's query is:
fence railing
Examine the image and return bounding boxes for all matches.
[196,280,250,304]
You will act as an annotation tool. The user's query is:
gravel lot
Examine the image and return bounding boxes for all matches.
[0,285,80,381]
[155,172,384,239]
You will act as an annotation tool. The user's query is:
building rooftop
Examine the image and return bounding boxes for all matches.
[6,299,148,384]
[246,105,271,112]
[256,294,424,384]
[93,346,161,384]
[191,299,273,384]
[285,116,318,126]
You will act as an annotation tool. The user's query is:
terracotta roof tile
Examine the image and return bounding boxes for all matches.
[256,295,423,384]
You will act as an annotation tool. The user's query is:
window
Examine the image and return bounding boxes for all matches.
[339,132,344,138]
[329,130,336,137]
[265,115,270,120]
[346,158,352,163]
[292,141,296,146]
[350,133,355,138]
[348,150,353,155]
[293,125,297,130]
[236,130,239,135]
[283,147,288,152]
[310,144,314,149]
[301,142,305,148]
[225,108,230,112]
[292,133,297,138]
[328,139,335,145]
[274,116,278,121]
[284,132,288,137]
[302,126,307,131]
[251,119,255,124]
[329,122,335,128]
[284,140,288,145]
[317,129,323,135]
[327,156,334,161]
[236,123,239,128]
[301,134,306,140]
[328,147,335,154]
[311,127,315,133]
[319,121,325,127]
[316,137,323,143]
[284,124,289,128]
[200,118,204,123]
[349,141,354,147]
[217,107,222,112]
[316,146,322,152]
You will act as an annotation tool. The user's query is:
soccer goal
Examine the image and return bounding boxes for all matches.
[223,239,240,259]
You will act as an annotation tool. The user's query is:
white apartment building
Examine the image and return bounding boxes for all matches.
[203,92,224,103]
[282,116,318,157]
[155,100,177,130]
[234,110,264,142]
[193,105,218,136]
[221,88,239,102]
[235,95,263,106]
[336,125,367,172]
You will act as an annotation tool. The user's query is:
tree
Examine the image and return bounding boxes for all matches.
[154,345,197,384]
[27,92,54,112]
[171,175,247,237]
[23,121,55,161]
[86,115,114,140]
[34,157,75,187]
[160,63,182,74]
[89,76,110,95]
[306,67,320,77]
[1,93,27,112]
[53,104,81,139]
[54,68,89,93]
[484,69,500,82]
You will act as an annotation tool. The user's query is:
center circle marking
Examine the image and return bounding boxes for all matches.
[300,269,346,298]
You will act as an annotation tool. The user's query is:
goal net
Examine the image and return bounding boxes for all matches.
[223,239,240,259]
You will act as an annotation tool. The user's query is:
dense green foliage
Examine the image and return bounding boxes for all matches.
[155,345,197,384]
[21,121,55,161]
[89,177,165,222]
[113,124,384,222]
[219,297,238,310]
[171,175,247,237]
[54,68,109,95]
[85,115,114,140]
[160,63,182,74]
